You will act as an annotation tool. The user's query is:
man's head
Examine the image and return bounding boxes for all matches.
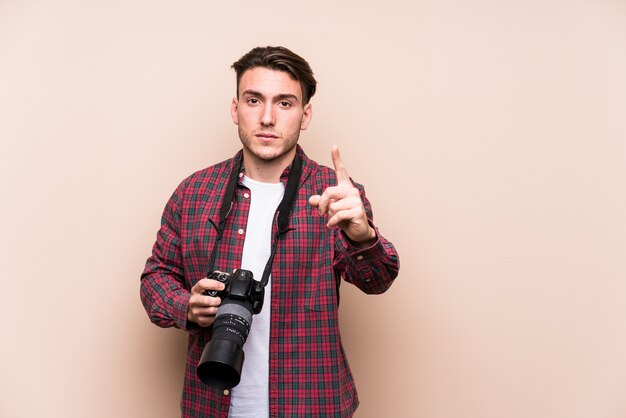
[231,46,317,105]
[230,47,316,178]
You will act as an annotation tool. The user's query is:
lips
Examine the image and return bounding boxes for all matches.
[255,132,279,141]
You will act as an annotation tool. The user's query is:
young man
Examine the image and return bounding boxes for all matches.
[141,46,399,418]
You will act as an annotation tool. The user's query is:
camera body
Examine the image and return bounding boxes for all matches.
[203,269,264,314]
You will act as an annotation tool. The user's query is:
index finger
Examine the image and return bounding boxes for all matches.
[331,145,351,185]
[192,277,225,294]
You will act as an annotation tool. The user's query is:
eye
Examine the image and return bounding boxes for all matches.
[247,98,259,105]
[278,101,291,108]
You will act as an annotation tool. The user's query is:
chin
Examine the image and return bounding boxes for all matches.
[253,150,288,162]
[247,144,297,163]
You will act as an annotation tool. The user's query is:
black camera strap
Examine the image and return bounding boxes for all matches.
[207,152,303,289]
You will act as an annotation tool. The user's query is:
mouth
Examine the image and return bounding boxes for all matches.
[255,132,279,142]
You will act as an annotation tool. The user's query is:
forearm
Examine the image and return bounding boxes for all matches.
[140,270,193,330]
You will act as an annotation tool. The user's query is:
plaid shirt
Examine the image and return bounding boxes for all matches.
[141,146,399,418]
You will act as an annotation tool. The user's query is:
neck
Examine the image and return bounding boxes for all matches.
[242,148,296,183]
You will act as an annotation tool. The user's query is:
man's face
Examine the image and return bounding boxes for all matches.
[231,67,312,170]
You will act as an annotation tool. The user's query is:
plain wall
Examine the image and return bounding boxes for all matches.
[1,0,625,417]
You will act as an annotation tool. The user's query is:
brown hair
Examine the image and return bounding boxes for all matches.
[231,46,317,104]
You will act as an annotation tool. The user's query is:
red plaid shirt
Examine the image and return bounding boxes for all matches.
[141,146,399,417]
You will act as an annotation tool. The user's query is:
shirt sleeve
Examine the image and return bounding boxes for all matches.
[333,183,400,294]
[140,180,198,333]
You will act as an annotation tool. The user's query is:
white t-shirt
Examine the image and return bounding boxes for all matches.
[228,176,285,418]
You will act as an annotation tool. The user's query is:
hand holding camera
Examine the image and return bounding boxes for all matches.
[187,276,226,327]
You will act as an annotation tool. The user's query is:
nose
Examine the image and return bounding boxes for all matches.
[260,104,275,126]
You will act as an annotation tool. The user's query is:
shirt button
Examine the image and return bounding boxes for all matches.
[244,193,250,199]
[356,255,364,261]
[238,229,244,235]
[223,389,230,396]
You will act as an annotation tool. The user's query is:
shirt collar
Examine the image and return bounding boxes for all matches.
[236,145,316,185]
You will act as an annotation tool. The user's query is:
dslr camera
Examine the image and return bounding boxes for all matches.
[196,269,265,389]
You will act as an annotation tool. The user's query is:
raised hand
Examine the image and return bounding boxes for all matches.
[309,146,376,246]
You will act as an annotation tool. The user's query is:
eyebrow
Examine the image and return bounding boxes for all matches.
[241,90,300,103]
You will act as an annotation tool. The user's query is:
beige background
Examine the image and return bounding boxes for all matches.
[1,0,625,417]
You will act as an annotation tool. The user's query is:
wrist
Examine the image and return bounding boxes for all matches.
[347,226,377,248]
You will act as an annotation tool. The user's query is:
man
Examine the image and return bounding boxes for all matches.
[141,46,399,418]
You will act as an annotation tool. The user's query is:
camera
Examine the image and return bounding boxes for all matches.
[196,269,265,389]
[202,270,230,299]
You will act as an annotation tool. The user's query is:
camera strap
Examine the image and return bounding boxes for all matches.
[207,152,303,289]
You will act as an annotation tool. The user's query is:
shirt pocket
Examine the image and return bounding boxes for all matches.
[183,208,220,283]
[285,208,340,312]
[304,258,339,312]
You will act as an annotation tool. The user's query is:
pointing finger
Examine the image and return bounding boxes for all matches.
[331,145,351,185]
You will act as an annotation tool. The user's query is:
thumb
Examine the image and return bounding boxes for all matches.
[309,195,321,207]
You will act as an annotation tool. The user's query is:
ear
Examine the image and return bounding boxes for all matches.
[230,97,239,125]
[300,103,313,130]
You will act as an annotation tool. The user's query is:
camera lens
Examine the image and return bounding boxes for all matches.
[197,300,253,389]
